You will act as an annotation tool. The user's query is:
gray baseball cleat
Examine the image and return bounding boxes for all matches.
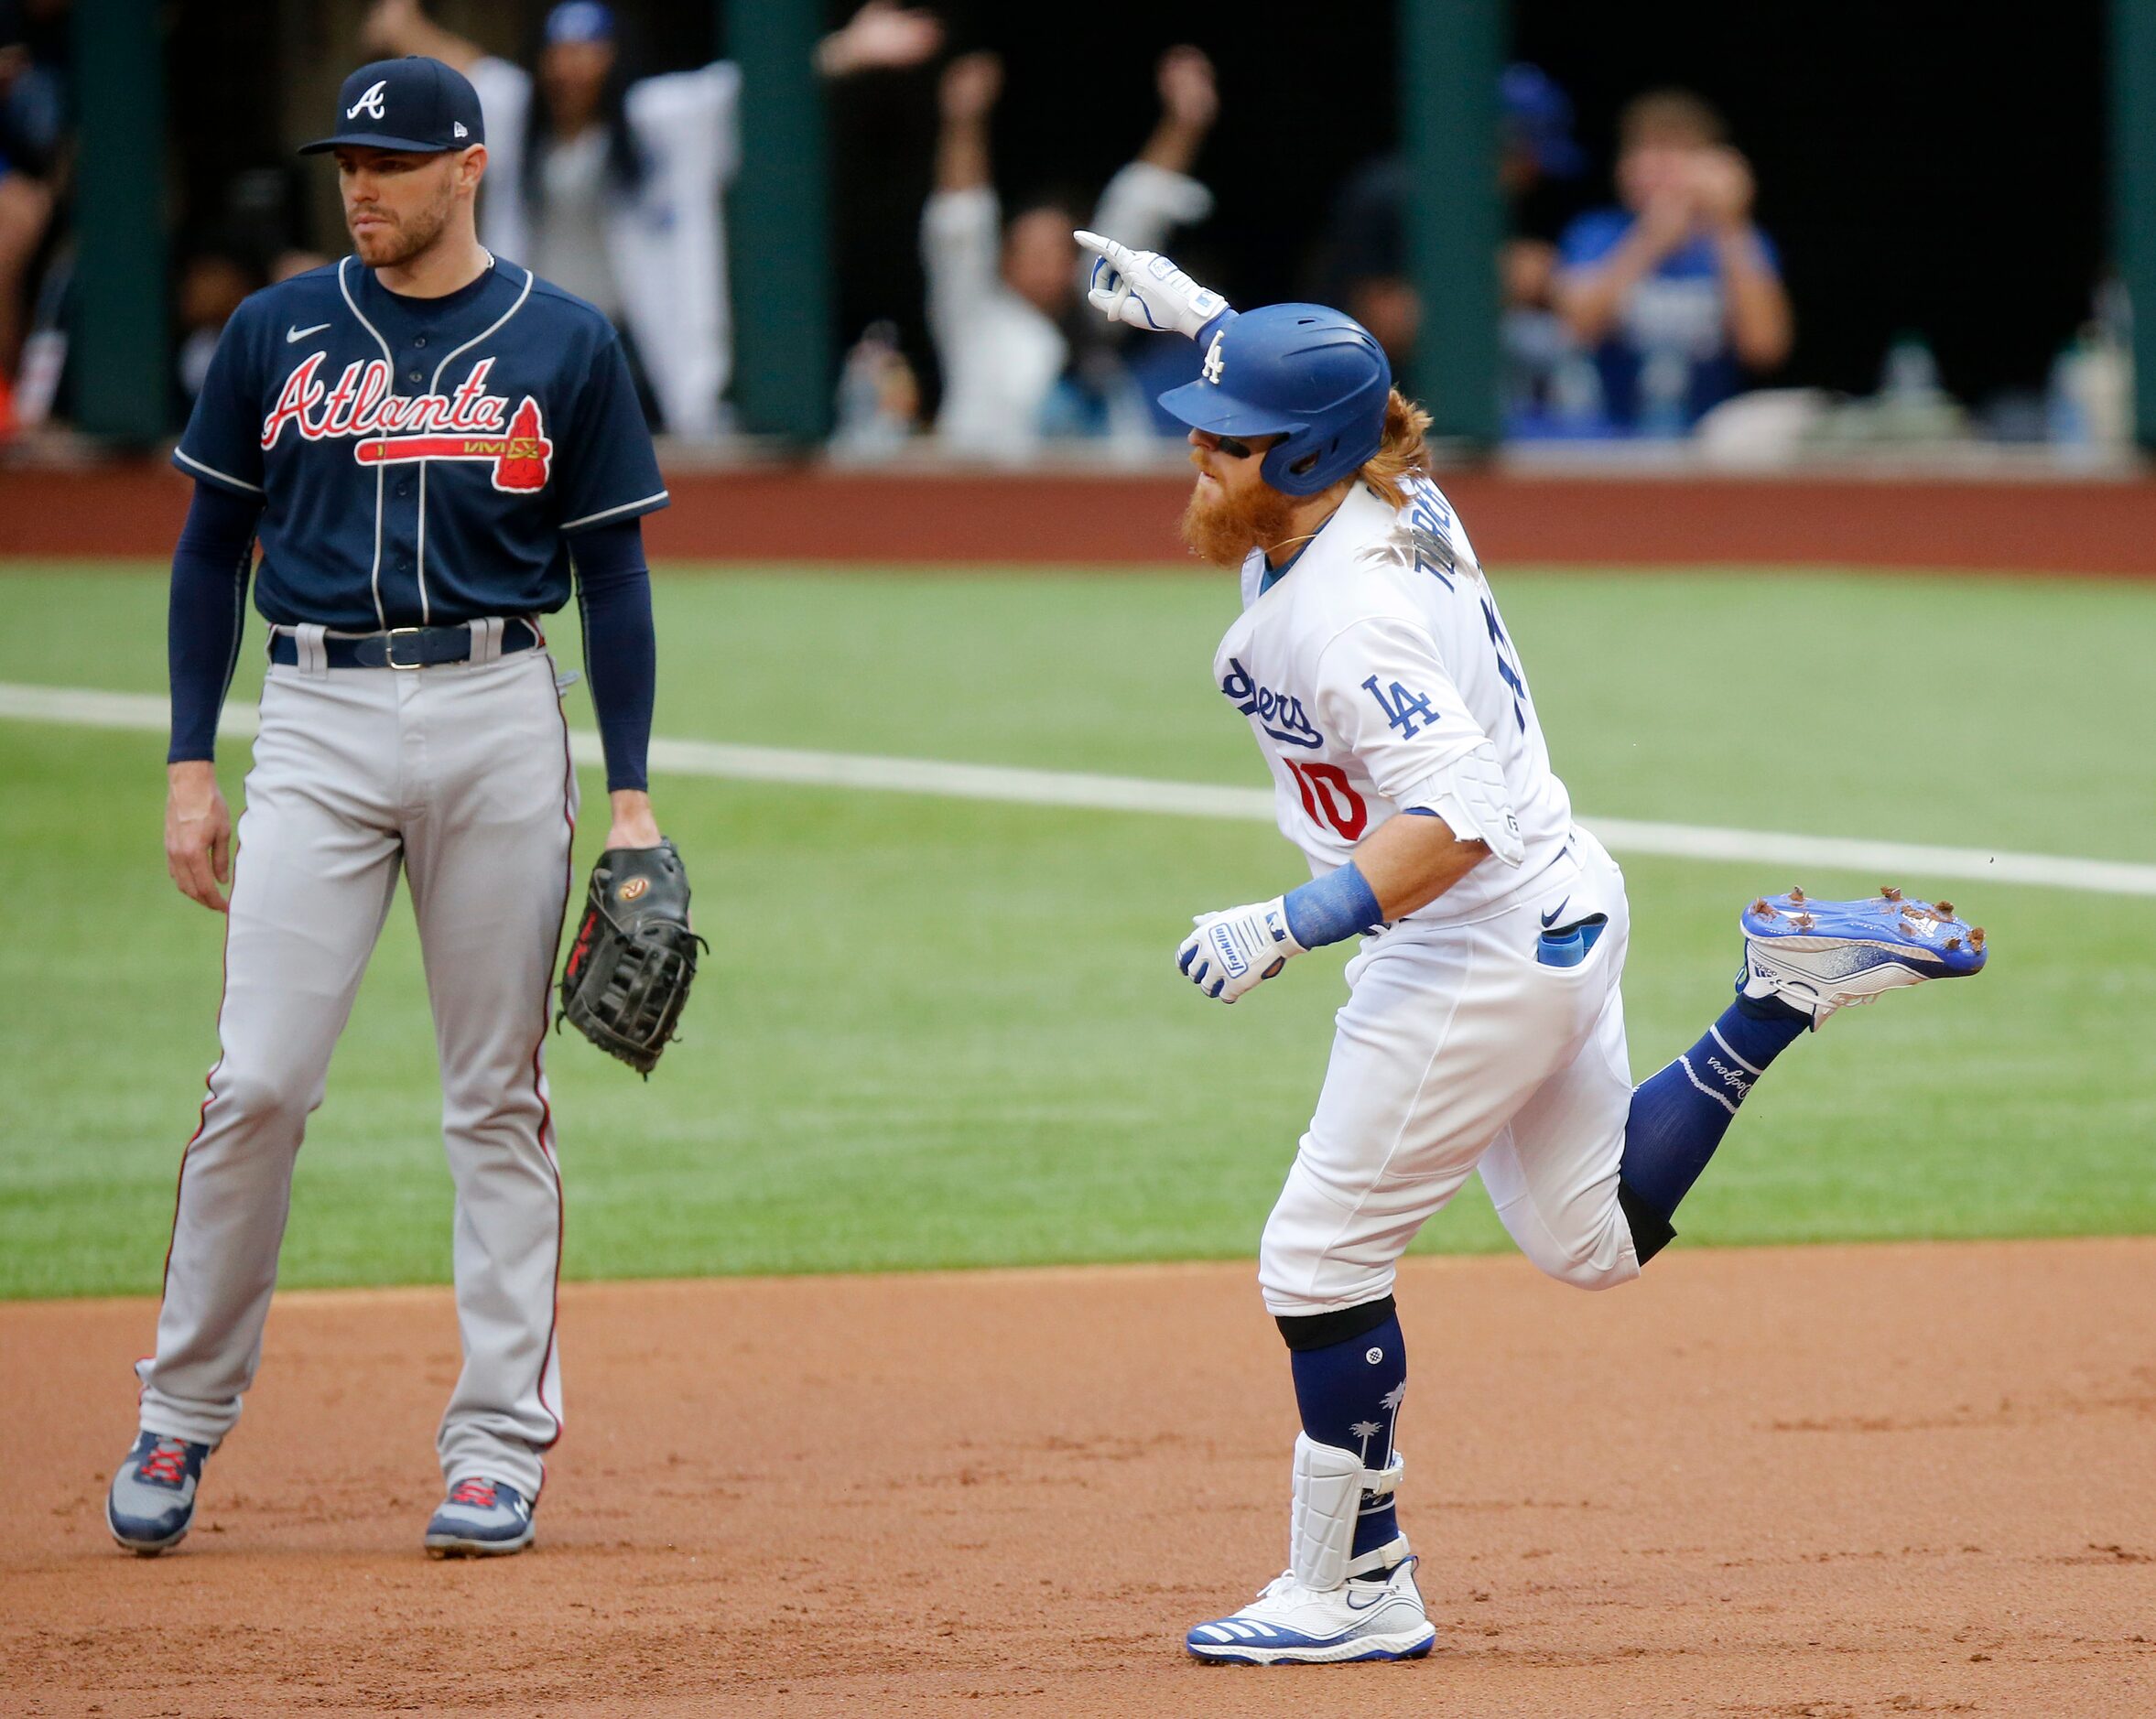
[424,1477,536,1558]
[107,1431,211,1556]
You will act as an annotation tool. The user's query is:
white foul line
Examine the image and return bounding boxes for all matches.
[5,680,2152,898]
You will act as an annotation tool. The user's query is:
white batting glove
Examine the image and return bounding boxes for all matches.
[1075,230,1229,340]
[1176,899,1306,1004]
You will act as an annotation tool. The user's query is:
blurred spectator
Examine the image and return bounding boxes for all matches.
[0,0,60,161]
[924,47,1217,460]
[1552,89,1793,436]
[830,319,922,457]
[0,126,51,433]
[1321,64,1586,373]
[0,0,66,434]
[363,0,939,438]
[1495,66,1588,317]
[2045,279,2133,458]
[175,252,257,402]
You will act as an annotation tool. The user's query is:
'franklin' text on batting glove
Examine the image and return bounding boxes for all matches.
[1177,899,1306,1004]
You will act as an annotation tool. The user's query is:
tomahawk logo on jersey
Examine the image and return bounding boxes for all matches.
[1213,472,1571,922]
[263,353,555,493]
[173,254,665,631]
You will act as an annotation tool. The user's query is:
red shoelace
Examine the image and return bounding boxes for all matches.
[449,1479,497,1508]
[138,1443,189,1487]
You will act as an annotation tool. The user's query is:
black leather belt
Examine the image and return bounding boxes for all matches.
[269,621,540,670]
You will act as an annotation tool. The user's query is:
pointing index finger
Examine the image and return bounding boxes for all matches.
[1074,230,1133,270]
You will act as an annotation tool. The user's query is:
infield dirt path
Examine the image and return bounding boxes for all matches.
[6,1240,2155,1717]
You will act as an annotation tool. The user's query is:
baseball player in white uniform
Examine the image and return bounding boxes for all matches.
[1076,232,1989,1664]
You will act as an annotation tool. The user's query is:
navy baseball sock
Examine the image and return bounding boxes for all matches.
[1620,997,1809,1227]
[1277,1301,1408,1570]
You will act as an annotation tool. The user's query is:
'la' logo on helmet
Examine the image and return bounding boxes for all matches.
[346,80,388,121]
[1202,330,1226,385]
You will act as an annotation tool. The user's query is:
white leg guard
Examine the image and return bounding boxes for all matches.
[1290,1432,1410,1591]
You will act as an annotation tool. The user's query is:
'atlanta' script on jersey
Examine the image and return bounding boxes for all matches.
[260,353,554,493]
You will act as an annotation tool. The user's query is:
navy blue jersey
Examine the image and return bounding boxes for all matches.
[174,254,667,629]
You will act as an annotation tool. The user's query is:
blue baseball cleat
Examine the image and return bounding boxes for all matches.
[1739,886,1988,1026]
[107,1431,211,1556]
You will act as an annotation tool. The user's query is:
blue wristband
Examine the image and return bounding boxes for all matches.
[1282,861,1383,949]
[1196,307,1238,346]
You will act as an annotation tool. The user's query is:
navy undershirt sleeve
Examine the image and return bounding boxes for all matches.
[572,518,656,794]
[168,482,265,763]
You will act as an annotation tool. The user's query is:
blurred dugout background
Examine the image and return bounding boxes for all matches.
[4,0,2144,473]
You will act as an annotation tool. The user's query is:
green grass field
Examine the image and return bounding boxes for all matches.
[2,563,2151,1300]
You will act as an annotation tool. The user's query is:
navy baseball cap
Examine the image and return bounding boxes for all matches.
[545,2,617,44]
[300,58,484,156]
[1501,62,1584,178]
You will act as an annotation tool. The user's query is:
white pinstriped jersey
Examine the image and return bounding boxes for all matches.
[1212,475,1575,924]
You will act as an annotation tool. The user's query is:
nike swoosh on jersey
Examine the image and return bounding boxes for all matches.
[287,322,332,343]
[1540,898,1570,928]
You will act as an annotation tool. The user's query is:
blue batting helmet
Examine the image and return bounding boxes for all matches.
[1156,305,1392,496]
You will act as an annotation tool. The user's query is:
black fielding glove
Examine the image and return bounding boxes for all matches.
[558,838,705,1076]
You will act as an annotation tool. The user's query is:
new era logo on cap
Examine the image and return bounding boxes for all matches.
[302,57,484,157]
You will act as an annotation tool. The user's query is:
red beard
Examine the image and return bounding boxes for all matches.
[1180,470,1298,568]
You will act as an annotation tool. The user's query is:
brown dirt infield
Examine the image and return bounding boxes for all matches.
[5,1240,2154,1717]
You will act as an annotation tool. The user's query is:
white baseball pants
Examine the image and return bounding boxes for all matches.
[137,647,578,1498]
[1260,827,1641,1315]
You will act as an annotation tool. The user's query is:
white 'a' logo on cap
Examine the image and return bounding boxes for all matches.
[1202,329,1226,385]
[346,80,388,121]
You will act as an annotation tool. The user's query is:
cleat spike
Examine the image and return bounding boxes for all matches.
[1880,885,1902,902]
[1740,891,1987,1022]
[1789,885,1807,904]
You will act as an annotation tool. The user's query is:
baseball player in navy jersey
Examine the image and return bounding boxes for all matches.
[107,58,673,1560]
[1075,232,1989,1664]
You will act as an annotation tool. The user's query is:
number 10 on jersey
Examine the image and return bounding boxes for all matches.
[1285,760,1368,840]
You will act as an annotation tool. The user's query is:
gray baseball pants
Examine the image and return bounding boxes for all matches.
[137,643,578,1500]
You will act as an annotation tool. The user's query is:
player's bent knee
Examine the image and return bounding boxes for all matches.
[1257,1215,1397,1318]
[207,1067,317,1136]
[1501,1199,1641,1292]
[1547,1216,1641,1292]
[1535,1248,1637,1292]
